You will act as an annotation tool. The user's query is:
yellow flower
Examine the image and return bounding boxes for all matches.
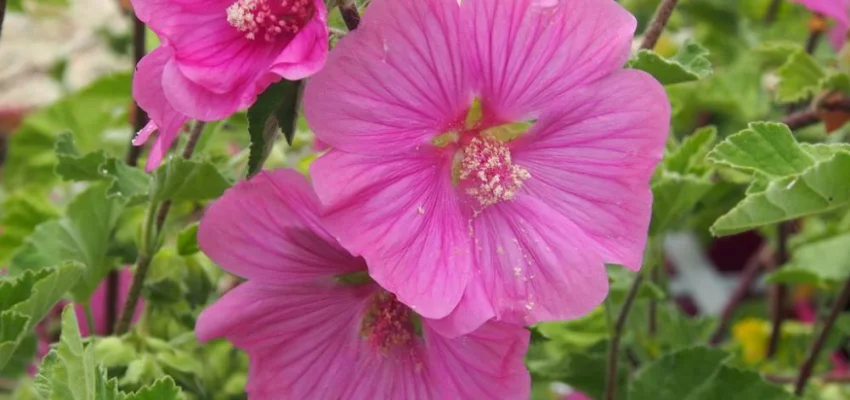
[732,318,770,364]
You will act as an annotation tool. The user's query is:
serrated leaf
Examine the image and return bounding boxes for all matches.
[707,122,815,178]
[767,234,850,285]
[54,132,109,181]
[125,377,182,400]
[149,158,231,203]
[820,72,850,95]
[650,173,713,235]
[9,184,125,301]
[0,333,37,378]
[0,263,82,370]
[0,192,59,265]
[101,158,151,204]
[753,41,803,67]
[688,367,794,400]
[0,312,31,372]
[246,79,301,177]
[776,50,825,103]
[628,41,712,85]
[712,152,850,236]
[664,126,717,174]
[629,347,729,400]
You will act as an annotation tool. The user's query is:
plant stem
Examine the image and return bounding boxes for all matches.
[649,266,658,337]
[709,245,771,346]
[115,122,206,334]
[794,278,850,396]
[640,0,680,50]
[125,14,149,167]
[764,0,782,24]
[0,0,7,41]
[605,274,644,400]
[83,302,96,335]
[338,0,360,31]
[767,223,792,358]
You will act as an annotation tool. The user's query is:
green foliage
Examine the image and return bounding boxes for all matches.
[0,192,59,265]
[767,234,850,285]
[629,41,712,85]
[708,123,814,178]
[9,184,125,301]
[776,50,826,103]
[0,263,83,372]
[246,79,302,177]
[149,158,231,203]
[33,306,183,400]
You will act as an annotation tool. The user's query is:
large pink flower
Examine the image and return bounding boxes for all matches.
[791,0,850,49]
[195,170,530,399]
[303,0,670,334]
[130,0,329,170]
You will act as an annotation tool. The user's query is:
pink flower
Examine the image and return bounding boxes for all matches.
[195,170,530,399]
[303,0,670,334]
[130,0,329,171]
[791,0,850,49]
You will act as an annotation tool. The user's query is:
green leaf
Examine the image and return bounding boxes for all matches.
[176,223,200,256]
[650,173,713,235]
[689,367,794,400]
[712,152,850,236]
[628,41,712,85]
[629,347,729,400]
[246,79,302,177]
[54,132,109,181]
[607,265,665,302]
[707,122,815,178]
[821,72,850,96]
[0,263,83,370]
[101,158,151,204]
[664,126,717,174]
[9,184,125,301]
[0,192,59,265]
[0,333,37,378]
[149,158,231,203]
[767,234,850,284]
[125,377,182,400]
[776,50,825,103]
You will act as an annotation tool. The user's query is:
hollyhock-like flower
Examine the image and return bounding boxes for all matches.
[195,170,530,399]
[791,0,850,49]
[303,0,670,335]
[130,0,329,171]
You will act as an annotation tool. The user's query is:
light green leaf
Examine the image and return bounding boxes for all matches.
[176,223,200,256]
[607,265,665,302]
[0,263,83,370]
[776,50,825,103]
[628,41,712,85]
[101,158,151,204]
[664,126,717,174]
[712,152,850,236]
[629,347,729,400]
[0,192,59,265]
[767,234,850,284]
[707,122,815,178]
[689,367,794,400]
[246,79,301,177]
[149,158,231,203]
[9,184,125,301]
[54,132,109,182]
[125,377,182,400]
[820,72,850,96]
[650,173,713,235]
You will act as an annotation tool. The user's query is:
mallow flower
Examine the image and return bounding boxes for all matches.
[304,0,670,335]
[195,170,531,399]
[130,0,329,170]
[790,0,850,49]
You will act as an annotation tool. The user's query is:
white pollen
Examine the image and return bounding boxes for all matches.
[459,135,530,208]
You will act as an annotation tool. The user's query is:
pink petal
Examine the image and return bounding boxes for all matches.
[198,169,365,284]
[131,0,232,42]
[303,0,471,155]
[790,0,850,26]
[310,150,472,320]
[341,345,438,399]
[468,194,609,325]
[75,268,141,336]
[425,320,531,399]
[512,69,670,271]
[162,55,250,121]
[427,276,495,338]
[132,46,189,171]
[195,281,372,399]
[830,22,849,50]
[269,0,330,80]
[461,0,636,121]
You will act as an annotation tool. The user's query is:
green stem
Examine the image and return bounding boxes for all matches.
[83,302,96,336]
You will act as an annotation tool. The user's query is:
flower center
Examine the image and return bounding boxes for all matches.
[226,0,314,42]
[458,134,530,208]
[360,292,419,353]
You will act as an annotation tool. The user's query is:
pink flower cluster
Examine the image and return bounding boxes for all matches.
[791,0,850,49]
[132,0,670,397]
